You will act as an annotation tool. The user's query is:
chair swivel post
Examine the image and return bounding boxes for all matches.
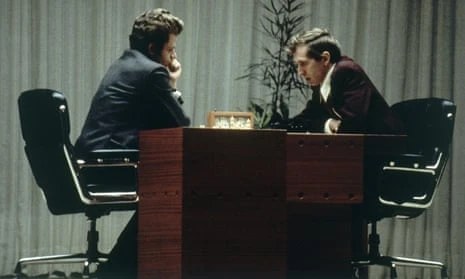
[86,218,99,262]
[367,222,381,258]
[82,217,109,276]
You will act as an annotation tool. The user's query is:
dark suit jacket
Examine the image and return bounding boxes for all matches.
[293,56,404,134]
[74,49,190,156]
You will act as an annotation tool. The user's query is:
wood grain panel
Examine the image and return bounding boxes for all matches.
[138,128,287,279]
[287,133,364,203]
[138,128,184,279]
[138,128,406,279]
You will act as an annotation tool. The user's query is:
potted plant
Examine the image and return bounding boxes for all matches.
[237,0,309,128]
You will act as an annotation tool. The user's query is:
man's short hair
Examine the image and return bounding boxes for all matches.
[129,8,184,57]
[287,28,342,63]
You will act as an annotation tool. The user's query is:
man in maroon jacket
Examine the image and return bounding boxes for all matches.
[287,28,404,135]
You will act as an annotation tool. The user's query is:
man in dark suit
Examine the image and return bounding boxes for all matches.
[74,8,190,156]
[287,28,404,134]
[74,8,190,278]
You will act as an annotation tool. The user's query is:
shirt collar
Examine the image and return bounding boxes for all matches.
[320,64,335,102]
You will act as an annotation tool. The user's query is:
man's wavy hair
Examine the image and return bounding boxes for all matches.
[287,28,342,63]
[129,8,184,59]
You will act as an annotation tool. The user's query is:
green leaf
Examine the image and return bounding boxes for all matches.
[237,0,310,127]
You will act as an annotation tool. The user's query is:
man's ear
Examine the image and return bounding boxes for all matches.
[147,43,157,60]
[321,51,331,65]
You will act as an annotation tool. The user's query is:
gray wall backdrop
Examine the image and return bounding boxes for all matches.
[1,0,464,278]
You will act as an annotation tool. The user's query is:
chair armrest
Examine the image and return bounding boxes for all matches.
[381,149,443,172]
[77,149,139,164]
[381,153,428,169]
[75,149,139,196]
[87,190,138,204]
[376,152,442,209]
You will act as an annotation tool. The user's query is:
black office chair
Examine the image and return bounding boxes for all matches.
[351,98,456,279]
[15,89,139,277]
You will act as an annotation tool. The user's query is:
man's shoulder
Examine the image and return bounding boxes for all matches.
[109,50,161,76]
[109,49,170,83]
[335,56,362,71]
[99,49,170,92]
[119,49,162,69]
[332,56,367,80]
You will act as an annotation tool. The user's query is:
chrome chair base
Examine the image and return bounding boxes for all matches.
[14,219,108,278]
[352,255,448,279]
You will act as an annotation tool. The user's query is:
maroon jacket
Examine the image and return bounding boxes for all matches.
[293,56,404,134]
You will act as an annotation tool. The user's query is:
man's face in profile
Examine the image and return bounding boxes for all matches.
[159,34,178,69]
[293,45,330,86]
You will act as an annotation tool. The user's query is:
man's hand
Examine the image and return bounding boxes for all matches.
[168,58,182,88]
[328,118,341,133]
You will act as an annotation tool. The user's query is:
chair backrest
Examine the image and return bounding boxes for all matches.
[373,98,456,219]
[18,89,84,215]
[390,98,456,160]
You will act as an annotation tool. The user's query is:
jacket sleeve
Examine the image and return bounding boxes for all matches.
[290,89,331,133]
[140,66,191,129]
[330,62,374,133]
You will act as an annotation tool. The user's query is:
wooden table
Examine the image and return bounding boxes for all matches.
[137,128,405,279]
